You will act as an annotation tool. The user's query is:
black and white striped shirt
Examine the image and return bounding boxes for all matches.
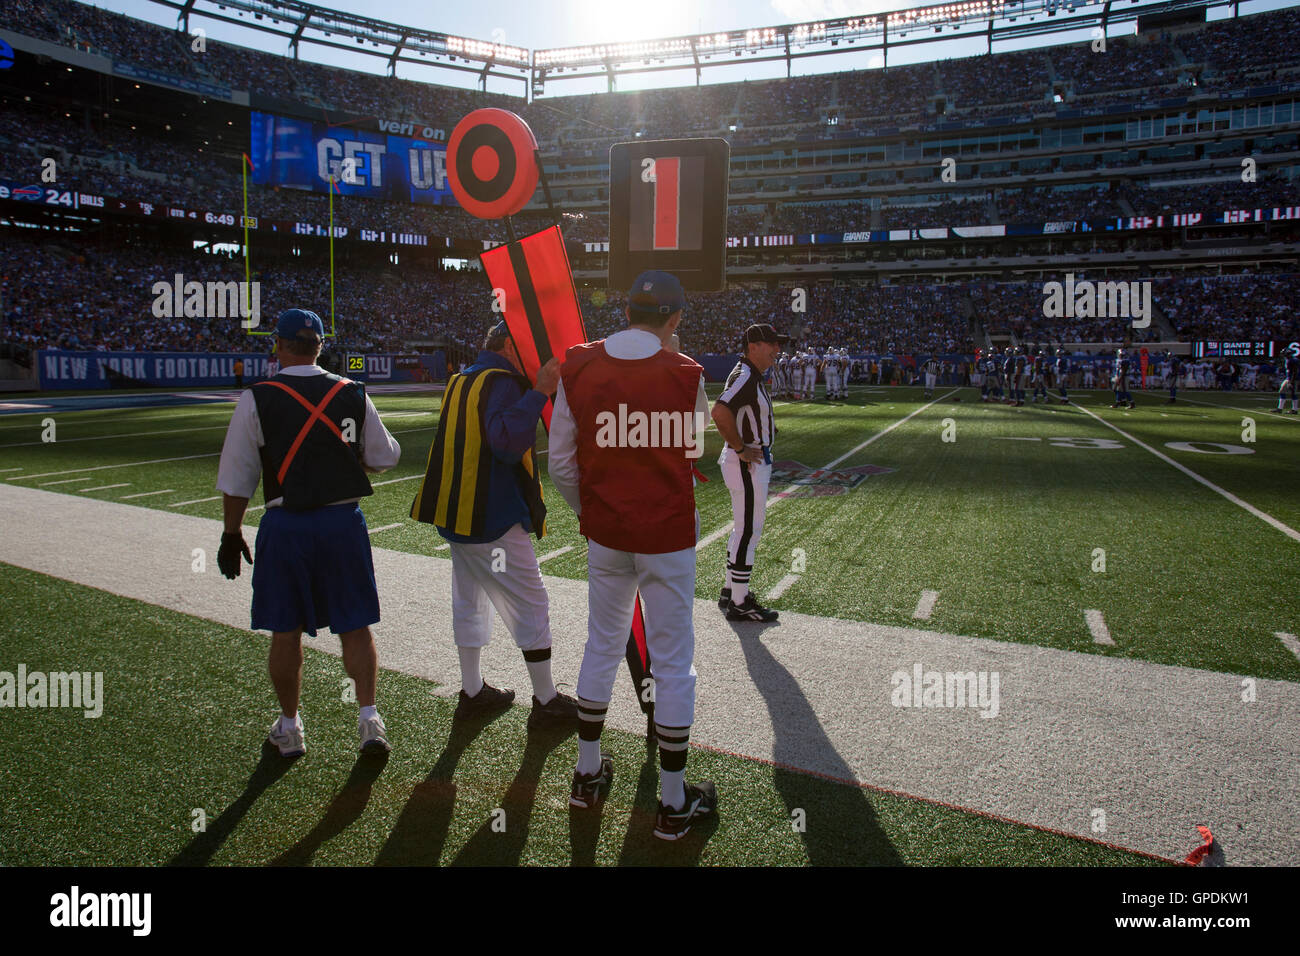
[718,358,775,451]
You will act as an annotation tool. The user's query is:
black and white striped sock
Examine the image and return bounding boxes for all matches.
[576,697,608,776]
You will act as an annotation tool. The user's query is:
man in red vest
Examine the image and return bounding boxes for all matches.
[549,271,717,840]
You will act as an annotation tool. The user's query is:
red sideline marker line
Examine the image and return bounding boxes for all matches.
[687,738,1182,865]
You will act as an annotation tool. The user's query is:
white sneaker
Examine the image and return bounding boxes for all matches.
[267,716,305,757]
[359,715,391,755]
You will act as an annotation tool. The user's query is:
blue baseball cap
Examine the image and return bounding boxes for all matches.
[275,308,325,340]
[627,270,685,317]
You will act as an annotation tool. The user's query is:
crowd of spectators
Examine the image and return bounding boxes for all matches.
[1050,38,1182,97]
[997,184,1122,222]
[6,230,1298,359]
[1153,273,1300,341]
[13,0,1300,160]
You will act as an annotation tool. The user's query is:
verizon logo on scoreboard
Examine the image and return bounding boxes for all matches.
[608,138,729,292]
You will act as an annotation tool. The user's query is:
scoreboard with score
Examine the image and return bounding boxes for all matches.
[1194,341,1295,359]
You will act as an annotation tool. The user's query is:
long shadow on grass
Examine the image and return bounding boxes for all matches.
[448,726,573,866]
[168,741,297,867]
[269,752,389,866]
[374,713,498,866]
[733,624,903,865]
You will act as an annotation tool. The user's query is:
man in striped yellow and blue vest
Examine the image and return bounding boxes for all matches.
[412,319,579,729]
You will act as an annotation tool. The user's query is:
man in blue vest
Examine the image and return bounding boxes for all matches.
[410,319,579,731]
[216,308,401,758]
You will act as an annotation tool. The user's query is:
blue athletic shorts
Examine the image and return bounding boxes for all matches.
[250,503,381,637]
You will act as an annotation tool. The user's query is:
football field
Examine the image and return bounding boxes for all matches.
[1,382,1297,866]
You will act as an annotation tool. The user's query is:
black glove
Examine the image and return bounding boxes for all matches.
[218,532,253,579]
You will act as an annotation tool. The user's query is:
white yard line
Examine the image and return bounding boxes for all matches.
[0,425,228,449]
[5,453,220,482]
[537,545,574,564]
[367,523,404,535]
[121,489,175,500]
[0,467,24,473]
[1070,401,1300,544]
[764,573,800,601]
[1276,632,1300,663]
[39,477,93,486]
[1085,609,1115,646]
[82,483,131,492]
[435,542,451,551]
[697,389,958,551]
[170,496,221,507]
[1171,395,1299,422]
[913,590,940,621]
[371,474,423,487]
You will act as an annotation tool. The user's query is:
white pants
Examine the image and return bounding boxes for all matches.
[721,452,772,590]
[925,373,936,390]
[825,367,839,394]
[576,539,698,727]
[447,523,550,651]
[802,368,816,393]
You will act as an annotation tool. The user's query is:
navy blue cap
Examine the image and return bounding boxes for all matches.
[275,308,325,340]
[627,270,685,317]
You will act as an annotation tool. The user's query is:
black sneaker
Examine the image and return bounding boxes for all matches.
[717,587,731,611]
[654,781,718,841]
[528,691,579,731]
[569,754,614,809]
[454,681,515,720]
[727,595,778,623]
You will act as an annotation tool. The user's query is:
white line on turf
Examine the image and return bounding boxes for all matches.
[765,573,800,601]
[1277,632,1300,662]
[367,523,403,535]
[1173,395,1299,422]
[39,477,92,486]
[1069,401,1300,544]
[371,474,422,487]
[913,590,940,620]
[435,543,450,551]
[121,489,175,500]
[170,496,221,507]
[0,425,228,449]
[537,545,574,563]
[696,389,959,551]
[1085,609,1115,646]
[5,453,219,482]
[82,483,131,492]
[0,467,23,473]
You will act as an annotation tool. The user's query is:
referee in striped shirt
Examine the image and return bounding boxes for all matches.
[714,324,786,622]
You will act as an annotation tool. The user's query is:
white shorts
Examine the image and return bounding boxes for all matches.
[446,523,550,651]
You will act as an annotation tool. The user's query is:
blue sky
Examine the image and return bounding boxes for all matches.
[81,0,1296,96]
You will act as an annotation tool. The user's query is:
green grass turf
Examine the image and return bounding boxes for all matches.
[0,563,1160,867]
[3,384,1299,679]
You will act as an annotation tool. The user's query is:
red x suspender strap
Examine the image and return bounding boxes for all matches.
[258,378,352,484]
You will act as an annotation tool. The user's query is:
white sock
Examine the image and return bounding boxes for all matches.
[577,738,603,776]
[359,704,378,723]
[661,769,686,810]
[525,658,556,705]
[279,712,300,730]
[731,581,749,603]
[458,646,483,697]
